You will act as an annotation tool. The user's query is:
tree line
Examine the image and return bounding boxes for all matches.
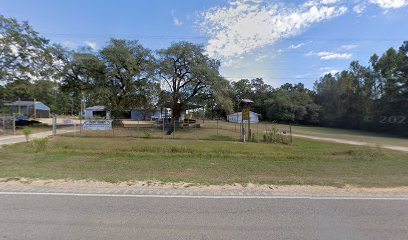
[1,15,407,135]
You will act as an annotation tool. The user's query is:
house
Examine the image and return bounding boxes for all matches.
[5,100,50,118]
[227,111,260,123]
[85,106,111,119]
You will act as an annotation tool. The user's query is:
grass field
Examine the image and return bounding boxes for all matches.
[1,136,407,187]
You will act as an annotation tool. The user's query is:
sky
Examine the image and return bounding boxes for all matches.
[1,0,408,89]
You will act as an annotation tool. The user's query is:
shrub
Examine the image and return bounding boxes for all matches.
[252,133,260,143]
[263,127,291,145]
[22,127,33,142]
[142,129,151,138]
[31,138,49,152]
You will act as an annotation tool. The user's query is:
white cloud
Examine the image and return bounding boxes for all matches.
[320,66,341,74]
[85,41,97,50]
[62,41,76,49]
[289,42,306,49]
[307,51,352,60]
[200,0,348,59]
[323,69,341,75]
[255,54,268,62]
[171,10,183,27]
[353,4,367,13]
[341,44,358,50]
[369,0,408,9]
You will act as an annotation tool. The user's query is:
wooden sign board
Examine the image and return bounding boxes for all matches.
[242,110,250,120]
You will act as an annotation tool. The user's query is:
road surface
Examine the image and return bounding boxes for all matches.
[0,130,76,146]
[0,192,407,240]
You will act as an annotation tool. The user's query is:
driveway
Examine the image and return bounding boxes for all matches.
[0,130,77,146]
[293,133,408,153]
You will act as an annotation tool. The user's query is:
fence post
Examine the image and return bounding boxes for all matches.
[216,117,219,136]
[290,124,293,144]
[112,119,115,137]
[162,117,165,139]
[138,120,140,138]
[194,121,197,139]
[257,121,259,140]
[79,114,82,137]
[2,113,5,134]
[173,117,176,139]
[52,114,57,136]
[12,113,16,135]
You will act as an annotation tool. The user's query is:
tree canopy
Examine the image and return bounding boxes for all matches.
[157,42,225,120]
[0,15,51,82]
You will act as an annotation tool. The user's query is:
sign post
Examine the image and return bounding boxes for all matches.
[242,109,250,142]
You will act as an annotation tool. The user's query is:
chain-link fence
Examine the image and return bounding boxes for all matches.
[0,115,15,135]
[54,116,292,144]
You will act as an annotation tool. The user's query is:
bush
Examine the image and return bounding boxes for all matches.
[22,127,33,142]
[31,138,49,152]
[263,127,291,145]
[252,133,260,143]
[142,129,151,138]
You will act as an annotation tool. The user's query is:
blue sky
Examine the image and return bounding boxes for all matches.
[1,0,408,88]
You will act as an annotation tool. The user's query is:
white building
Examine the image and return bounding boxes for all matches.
[85,106,111,119]
[227,111,260,123]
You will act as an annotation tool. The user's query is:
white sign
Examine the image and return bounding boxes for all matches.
[82,120,112,131]
[63,119,74,125]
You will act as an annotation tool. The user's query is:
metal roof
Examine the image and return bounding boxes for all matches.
[85,106,106,111]
[6,101,35,106]
[240,99,254,103]
[5,101,50,111]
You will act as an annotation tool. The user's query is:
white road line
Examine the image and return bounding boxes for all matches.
[0,191,408,200]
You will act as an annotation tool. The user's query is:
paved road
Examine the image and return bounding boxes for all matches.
[0,193,407,240]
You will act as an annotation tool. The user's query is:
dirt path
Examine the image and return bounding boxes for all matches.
[1,178,408,198]
[293,133,408,153]
[0,130,77,146]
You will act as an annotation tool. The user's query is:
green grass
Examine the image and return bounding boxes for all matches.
[1,136,407,187]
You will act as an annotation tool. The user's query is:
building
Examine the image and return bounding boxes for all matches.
[5,100,50,118]
[227,111,260,123]
[131,108,171,121]
[85,106,111,119]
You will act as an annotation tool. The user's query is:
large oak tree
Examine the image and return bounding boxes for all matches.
[156,42,223,122]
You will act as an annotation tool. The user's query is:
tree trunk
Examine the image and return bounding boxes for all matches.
[169,101,182,133]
